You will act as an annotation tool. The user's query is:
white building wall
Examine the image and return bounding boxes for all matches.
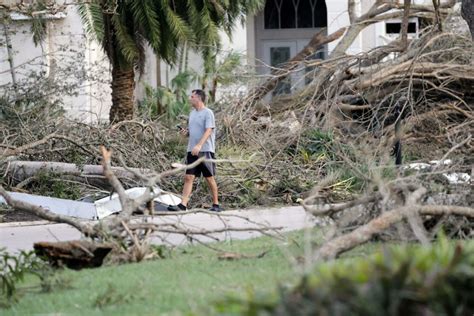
[245,0,454,61]
[0,18,46,86]
[1,5,111,123]
[46,5,111,122]
[326,0,363,55]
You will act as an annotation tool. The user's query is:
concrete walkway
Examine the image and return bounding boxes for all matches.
[0,206,317,254]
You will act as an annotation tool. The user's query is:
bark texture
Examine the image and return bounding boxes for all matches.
[110,66,135,123]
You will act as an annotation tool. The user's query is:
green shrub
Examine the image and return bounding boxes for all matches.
[138,70,195,122]
[215,237,474,315]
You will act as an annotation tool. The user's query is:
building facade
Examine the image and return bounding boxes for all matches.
[1,0,450,122]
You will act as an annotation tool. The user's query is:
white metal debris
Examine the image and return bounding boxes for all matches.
[0,187,182,220]
[442,173,471,184]
[403,162,431,170]
[402,159,471,184]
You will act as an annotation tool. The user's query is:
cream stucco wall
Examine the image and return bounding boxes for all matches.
[1,5,111,123]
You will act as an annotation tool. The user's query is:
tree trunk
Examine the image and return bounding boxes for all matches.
[110,65,135,123]
[2,11,17,90]
[34,241,113,269]
[6,160,152,183]
[462,0,474,39]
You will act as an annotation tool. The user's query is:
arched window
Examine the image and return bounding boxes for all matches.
[264,0,327,29]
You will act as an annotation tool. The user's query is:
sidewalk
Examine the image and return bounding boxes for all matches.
[0,206,318,253]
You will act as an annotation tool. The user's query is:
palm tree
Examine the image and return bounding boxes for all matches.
[78,0,263,123]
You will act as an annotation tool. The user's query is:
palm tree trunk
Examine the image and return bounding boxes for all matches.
[109,65,135,123]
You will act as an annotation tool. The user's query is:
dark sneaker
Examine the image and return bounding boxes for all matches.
[209,204,224,212]
[167,203,187,212]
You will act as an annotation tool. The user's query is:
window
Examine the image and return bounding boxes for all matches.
[385,22,417,34]
[264,0,327,29]
[270,47,292,95]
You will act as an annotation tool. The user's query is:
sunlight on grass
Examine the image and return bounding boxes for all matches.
[5,230,318,315]
[2,228,439,315]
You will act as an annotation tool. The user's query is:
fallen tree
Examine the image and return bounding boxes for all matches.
[306,185,474,261]
[227,0,473,261]
[5,160,152,188]
[0,146,284,265]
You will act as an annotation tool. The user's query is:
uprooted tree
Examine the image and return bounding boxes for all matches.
[0,146,283,267]
[227,0,474,258]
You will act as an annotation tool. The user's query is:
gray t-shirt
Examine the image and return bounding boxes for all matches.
[187,107,216,153]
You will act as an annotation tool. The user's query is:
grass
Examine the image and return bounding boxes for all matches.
[3,229,325,315]
[4,228,444,315]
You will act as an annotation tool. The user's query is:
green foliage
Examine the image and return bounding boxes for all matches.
[200,51,245,103]
[299,128,334,158]
[159,133,187,161]
[0,249,45,308]
[39,270,74,294]
[216,236,474,315]
[237,179,260,206]
[271,172,307,196]
[78,0,264,70]
[139,70,195,121]
[330,166,367,193]
[2,231,304,315]
[0,84,65,123]
[148,245,172,259]
[26,172,82,200]
[7,0,50,46]
[0,39,91,124]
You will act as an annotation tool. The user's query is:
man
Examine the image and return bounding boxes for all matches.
[168,89,223,212]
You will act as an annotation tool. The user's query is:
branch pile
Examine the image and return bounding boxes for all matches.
[216,0,474,254]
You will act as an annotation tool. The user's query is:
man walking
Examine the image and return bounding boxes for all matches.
[168,89,223,212]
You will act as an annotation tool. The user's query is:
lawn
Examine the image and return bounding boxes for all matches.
[4,229,329,315]
[9,227,461,315]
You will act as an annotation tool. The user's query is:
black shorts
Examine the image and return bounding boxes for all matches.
[185,152,216,177]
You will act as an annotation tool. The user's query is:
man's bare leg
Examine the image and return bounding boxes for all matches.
[181,174,195,206]
[205,176,219,205]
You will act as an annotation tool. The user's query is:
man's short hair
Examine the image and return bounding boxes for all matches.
[192,89,206,103]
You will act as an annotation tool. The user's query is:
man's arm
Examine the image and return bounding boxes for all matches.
[191,128,213,156]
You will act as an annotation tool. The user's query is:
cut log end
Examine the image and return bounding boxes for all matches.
[34,240,113,270]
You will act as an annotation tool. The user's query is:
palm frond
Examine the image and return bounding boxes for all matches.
[75,0,265,72]
[77,2,105,43]
[111,14,139,64]
[162,1,193,43]
[30,16,47,46]
[129,0,161,51]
